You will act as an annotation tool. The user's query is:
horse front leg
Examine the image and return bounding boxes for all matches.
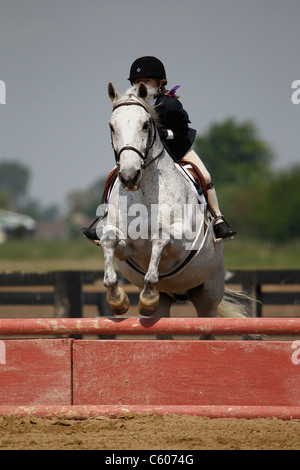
[100,234,129,316]
[138,237,169,316]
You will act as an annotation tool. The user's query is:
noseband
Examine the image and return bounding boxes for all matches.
[110,101,164,169]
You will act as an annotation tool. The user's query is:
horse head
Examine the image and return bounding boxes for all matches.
[108,82,162,191]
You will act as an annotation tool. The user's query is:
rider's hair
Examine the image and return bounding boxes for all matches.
[159,79,180,99]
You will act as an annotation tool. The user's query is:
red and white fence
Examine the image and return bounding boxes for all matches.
[0,317,300,420]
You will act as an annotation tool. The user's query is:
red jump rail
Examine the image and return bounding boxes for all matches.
[1,317,300,336]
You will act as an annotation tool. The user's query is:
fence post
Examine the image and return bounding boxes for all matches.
[239,270,261,317]
[54,271,83,318]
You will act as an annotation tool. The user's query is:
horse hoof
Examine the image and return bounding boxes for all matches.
[138,289,159,317]
[107,288,130,316]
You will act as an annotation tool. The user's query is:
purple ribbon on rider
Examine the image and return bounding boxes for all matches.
[167,85,181,97]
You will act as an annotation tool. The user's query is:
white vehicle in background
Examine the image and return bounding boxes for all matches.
[0,209,36,243]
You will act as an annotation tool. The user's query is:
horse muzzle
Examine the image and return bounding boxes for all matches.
[119,168,141,191]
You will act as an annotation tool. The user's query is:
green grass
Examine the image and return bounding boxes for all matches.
[0,238,104,271]
[1,238,101,260]
[0,237,299,271]
[223,238,300,269]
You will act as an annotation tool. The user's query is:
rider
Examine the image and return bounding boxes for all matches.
[83,56,236,243]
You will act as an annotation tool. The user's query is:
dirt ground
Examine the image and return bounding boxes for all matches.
[0,414,300,450]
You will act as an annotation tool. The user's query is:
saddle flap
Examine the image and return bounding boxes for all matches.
[177,160,208,199]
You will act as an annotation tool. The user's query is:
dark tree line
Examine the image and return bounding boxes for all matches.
[194,118,299,242]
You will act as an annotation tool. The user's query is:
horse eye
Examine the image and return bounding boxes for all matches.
[142,121,150,131]
[109,123,115,133]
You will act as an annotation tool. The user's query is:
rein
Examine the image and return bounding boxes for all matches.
[110,101,164,169]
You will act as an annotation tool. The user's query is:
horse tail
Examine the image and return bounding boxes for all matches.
[217,287,262,340]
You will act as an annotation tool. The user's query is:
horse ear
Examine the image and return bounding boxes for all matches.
[137,82,148,100]
[108,82,120,102]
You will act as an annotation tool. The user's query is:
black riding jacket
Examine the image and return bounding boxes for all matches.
[155,94,196,160]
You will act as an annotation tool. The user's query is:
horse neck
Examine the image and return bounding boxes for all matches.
[139,138,175,197]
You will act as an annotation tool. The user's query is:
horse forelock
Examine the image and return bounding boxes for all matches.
[113,86,160,125]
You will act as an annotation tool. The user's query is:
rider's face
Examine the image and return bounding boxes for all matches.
[134,78,161,88]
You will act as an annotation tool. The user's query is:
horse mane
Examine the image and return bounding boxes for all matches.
[113,85,160,125]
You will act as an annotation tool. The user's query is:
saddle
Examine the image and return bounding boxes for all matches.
[101,167,119,203]
[176,160,210,200]
[101,160,209,204]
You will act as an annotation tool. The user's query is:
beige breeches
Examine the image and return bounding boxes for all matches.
[182,149,212,184]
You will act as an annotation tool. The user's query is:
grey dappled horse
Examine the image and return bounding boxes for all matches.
[97,82,250,338]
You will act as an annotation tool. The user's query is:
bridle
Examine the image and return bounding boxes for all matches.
[110,101,165,169]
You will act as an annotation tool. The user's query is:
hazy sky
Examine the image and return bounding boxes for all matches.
[0,0,299,208]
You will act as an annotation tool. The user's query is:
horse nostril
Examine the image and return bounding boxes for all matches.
[119,168,141,190]
[134,169,141,183]
[119,173,126,185]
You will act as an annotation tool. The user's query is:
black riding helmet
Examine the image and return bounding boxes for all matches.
[128,56,167,84]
